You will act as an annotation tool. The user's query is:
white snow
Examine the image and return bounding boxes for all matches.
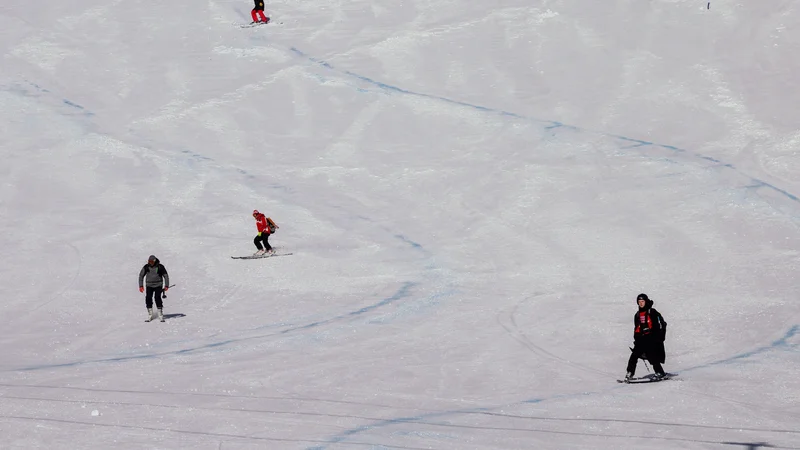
[1,0,799,449]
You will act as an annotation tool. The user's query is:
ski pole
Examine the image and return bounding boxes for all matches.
[162,284,176,299]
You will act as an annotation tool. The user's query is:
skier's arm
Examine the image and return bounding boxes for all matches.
[138,266,146,287]
[162,267,169,289]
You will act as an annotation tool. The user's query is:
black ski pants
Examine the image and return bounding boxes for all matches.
[626,338,664,376]
[254,233,272,251]
[145,286,164,309]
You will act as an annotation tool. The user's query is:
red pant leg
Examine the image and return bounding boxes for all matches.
[257,11,268,22]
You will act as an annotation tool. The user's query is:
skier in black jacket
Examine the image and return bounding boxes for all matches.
[625,293,667,381]
[251,0,269,23]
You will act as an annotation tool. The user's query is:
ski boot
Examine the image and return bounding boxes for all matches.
[624,372,634,383]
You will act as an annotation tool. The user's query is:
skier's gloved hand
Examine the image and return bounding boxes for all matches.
[258,232,262,236]
[139,286,144,293]
[164,286,169,292]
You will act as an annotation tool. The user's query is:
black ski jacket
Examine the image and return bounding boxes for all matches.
[633,307,667,363]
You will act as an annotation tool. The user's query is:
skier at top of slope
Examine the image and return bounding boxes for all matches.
[251,0,269,24]
[624,293,667,381]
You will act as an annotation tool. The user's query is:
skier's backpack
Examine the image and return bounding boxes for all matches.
[266,217,278,234]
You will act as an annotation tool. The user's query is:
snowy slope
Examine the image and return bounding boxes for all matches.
[1,0,799,448]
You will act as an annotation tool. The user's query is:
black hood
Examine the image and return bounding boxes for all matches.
[637,293,653,309]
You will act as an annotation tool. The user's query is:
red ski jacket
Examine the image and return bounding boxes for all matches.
[254,213,270,234]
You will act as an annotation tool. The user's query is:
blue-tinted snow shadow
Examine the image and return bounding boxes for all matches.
[10,225,456,372]
[306,325,800,449]
[686,324,800,370]
[10,281,428,372]
[281,47,799,217]
[12,40,798,447]
[2,81,94,117]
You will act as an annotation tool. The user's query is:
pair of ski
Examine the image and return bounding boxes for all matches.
[231,252,292,260]
[617,373,675,384]
[239,18,272,28]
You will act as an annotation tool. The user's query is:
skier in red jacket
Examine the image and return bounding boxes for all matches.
[252,210,274,255]
[251,0,269,24]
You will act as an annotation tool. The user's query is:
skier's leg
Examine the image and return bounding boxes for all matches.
[152,287,164,321]
[145,287,155,320]
[145,287,155,309]
[626,344,646,376]
[647,353,665,376]
[251,9,259,22]
[264,234,272,251]
[154,287,164,309]
[642,341,666,376]
[257,11,268,22]
[254,235,264,251]
[626,351,639,376]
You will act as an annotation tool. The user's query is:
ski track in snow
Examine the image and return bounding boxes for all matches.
[6,32,800,419]
[10,281,426,372]
[5,32,799,215]
[224,33,800,450]
[3,11,800,448]
[1,74,457,374]
[312,325,800,449]
[275,46,800,213]
[4,47,797,317]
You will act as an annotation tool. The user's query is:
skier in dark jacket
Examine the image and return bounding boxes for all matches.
[138,255,170,322]
[625,293,667,381]
[251,0,269,23]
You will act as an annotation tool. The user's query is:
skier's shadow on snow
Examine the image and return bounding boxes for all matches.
[163,313,186,320]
